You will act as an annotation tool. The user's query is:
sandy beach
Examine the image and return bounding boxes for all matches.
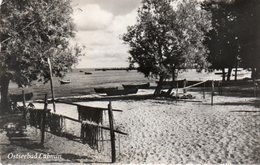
[1,89,259,164]
[85,93,260,164]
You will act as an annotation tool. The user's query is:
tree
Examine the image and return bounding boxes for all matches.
[0,0,83,113]
[123,0,212,95]
[237,0,260,80]
[204,1,241,81]
[204,0,260,81]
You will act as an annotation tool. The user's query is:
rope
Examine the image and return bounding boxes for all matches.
[183,80,209,89]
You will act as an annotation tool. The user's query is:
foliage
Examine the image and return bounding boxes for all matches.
[0,0,84,111]
[237,0,260,71]
[204,0,260,79]
[204,1,240,70]
[0,0,84,86]
[122,0,212,82]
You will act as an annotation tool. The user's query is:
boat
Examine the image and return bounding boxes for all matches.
[105,88,138,96]
[10,92,33,102]
[59,79,71,85]
[85,72,92,75]
[215,72,226,75]
[94,87,118,94]
[122,83,150,89]
[79,70,84,72]
[232,73,246,76]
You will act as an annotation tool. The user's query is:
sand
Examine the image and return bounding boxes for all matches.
[83,94,260,164]
[1,90,260,164]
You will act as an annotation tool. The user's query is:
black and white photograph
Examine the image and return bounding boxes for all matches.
[0,0,259,164]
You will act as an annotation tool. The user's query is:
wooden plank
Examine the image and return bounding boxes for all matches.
[62,114,127,135]
[54,100,123,112]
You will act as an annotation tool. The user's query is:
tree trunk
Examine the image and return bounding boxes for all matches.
[222,68,226,81]
[154,76,164,96]
[166,69,176,95]
[0,75,11,113]
[227,68,232,81]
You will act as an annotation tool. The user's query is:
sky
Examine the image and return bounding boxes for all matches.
[71,0,141,68]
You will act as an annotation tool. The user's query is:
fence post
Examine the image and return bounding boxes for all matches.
[217,81,220,95]
[108,101,116,163]
[257,83,258,97]
[41,94,48,145]
[176,82,179,103]
[254,83,258,97]
[211,80,214,106]
[220,81,223,95]
[203,82,205,99]
[183,80,187,94]
[22,90,26,108]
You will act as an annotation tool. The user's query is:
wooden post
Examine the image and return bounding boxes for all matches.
[176,82,179,103]
[22,90,27,128]
[47,58,56,113]
[256,83,258,97]
[41,94,48,145]
[218,81,220,95]
[220,81,223,95]
[22,90,26,108]
[219,81,222,95]
[108,101,116,163]
[211,80,214,106]
[254,83,258,97]
[183,80,187,94]
[203,82,205,99]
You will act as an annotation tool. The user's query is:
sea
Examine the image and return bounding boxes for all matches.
[8,68,251,100]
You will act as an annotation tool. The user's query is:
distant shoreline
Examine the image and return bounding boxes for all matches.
[94,67,137,71]
[74,67,137,71]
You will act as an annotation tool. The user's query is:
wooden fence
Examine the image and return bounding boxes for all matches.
[27,95,126,163]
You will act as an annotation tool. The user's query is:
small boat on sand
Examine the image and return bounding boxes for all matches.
[105,88,138,96]
[94,87,118,94]
[59,79,71,85]
[215,72,226,75]
[85,72,92,75]
[122,82,150,89]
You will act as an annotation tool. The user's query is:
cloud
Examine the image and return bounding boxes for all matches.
[73,3,139,68]
[75,30,130,68]
[107,9,138,35]
[72,0,140,15]
[73,4,113,31]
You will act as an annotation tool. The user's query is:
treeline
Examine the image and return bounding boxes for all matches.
[122,0,260,95]
[204,0,260,81]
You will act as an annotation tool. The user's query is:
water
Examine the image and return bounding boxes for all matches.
[8,69,251,99]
